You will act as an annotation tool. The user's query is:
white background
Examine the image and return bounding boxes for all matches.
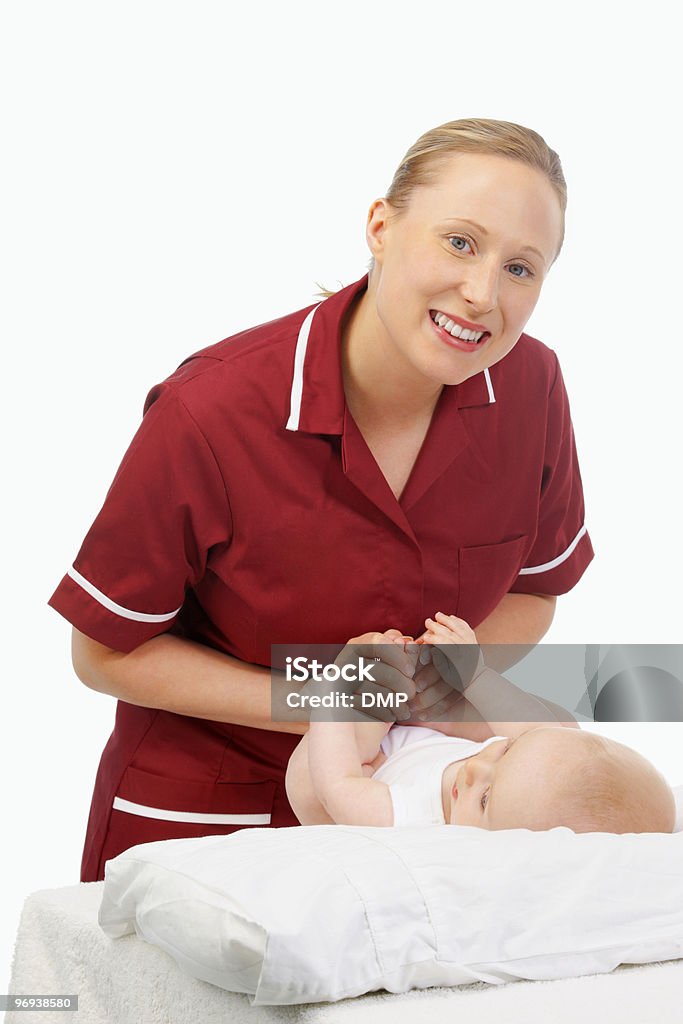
[2,0,681,988]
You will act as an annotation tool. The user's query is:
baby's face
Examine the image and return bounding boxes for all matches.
[449,728,580,831]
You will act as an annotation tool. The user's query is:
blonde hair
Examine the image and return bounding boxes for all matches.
[540,732,676,835]
[314,117,567,300]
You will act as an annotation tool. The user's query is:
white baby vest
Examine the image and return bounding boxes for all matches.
[374,725,506,826]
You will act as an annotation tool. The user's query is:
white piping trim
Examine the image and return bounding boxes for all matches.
[483,367,496,403]
[518,524,588,575]
[112,796,271,825]
[285,304,322,431]
[67,567,181,623]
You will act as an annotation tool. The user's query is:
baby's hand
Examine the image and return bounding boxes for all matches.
[420,612,485,694]
[422,612,477,646]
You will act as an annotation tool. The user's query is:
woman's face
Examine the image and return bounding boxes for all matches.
[366,152,564,386]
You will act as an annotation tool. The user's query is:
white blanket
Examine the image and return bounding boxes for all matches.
[6,883,683,1024]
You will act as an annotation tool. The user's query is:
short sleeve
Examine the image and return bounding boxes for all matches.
[387,785,408,827]
[48,383,231,653]
[509,352,594,596]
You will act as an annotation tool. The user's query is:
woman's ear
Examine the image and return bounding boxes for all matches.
[365,198,394,262]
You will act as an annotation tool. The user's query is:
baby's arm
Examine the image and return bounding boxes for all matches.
[422,612,578,739]
[285,631,416,826]
[285,731,335,824]
[307,718,395,825]
[286,720,393,825]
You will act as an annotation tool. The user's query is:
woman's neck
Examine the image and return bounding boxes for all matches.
[341,284,443,431]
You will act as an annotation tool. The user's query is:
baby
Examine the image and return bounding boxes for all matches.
[286,614,676,835]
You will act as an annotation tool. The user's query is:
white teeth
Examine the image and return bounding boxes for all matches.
[431,310,485,344]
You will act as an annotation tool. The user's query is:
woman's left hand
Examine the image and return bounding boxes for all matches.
[401,654,467,722]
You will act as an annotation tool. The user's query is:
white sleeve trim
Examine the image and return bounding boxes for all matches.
[518,524,587,575]
[67,566,182,623]
[285,304,322,431]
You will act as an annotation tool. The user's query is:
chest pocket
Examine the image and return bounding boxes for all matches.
[456,534,528,627]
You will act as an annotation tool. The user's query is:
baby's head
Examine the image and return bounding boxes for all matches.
[449,727,676,834]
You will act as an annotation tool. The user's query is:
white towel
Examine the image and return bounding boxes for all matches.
[6,883,683,1023]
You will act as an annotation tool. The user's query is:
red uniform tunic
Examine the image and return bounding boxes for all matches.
[48,272,594,880]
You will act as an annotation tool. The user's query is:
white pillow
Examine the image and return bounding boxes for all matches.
[99,814,683,1005]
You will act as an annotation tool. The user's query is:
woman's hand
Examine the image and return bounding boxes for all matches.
[330,629,418,722]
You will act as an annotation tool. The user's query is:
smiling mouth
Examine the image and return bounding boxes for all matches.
[429,309,491,345]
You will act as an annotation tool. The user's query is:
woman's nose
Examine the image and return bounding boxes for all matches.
[459,259,498,313]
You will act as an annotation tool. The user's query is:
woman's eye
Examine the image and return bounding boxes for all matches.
[508,263,534,279]
[449,235,473,254]
[481,789,489,811]
[448,238,535,280]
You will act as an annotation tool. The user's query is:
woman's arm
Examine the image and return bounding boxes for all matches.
[406,599,576,740]
[457,666,577,739]
[450,595,580,732]
[72,624,416,738]
[471,593,557,671]
[71,627,308,734]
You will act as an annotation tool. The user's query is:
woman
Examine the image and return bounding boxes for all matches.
[48,118,594,882]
